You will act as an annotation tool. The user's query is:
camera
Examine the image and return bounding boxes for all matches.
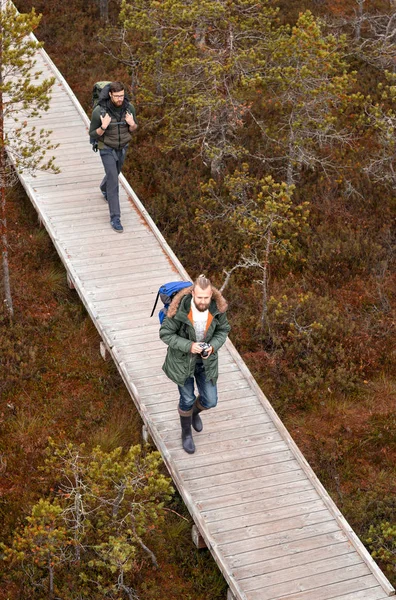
[199,342,211,358]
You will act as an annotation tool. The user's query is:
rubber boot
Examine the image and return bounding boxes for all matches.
[180,415,195,454]
[192,399,203,432]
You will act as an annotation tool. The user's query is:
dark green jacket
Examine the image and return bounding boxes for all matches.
[89,100,137,150]
[159,286,231,386]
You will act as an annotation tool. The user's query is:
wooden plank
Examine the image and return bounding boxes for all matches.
[248,574,385,600]
[155,413,272,446]
[289,586,389,600]
[241,553,364,593]
[52,215,151,233]
[149,401,266,423]
[59,227,155,245]
[175,430,283,460]
[196,477,312,513]
[246,564,373,600]
[221,519,342,561]
[176,442,292,478]
[180,450,295,483]
[86,275,169,301]
[204,489,320,529]
[194,467,307,502]
[234,541,355,580]
[164,421,278,450]
[71,248,165,266]
[231,532,351,572]
[210,500,327,542]
[155,413,275,437]
[215,508,335,547]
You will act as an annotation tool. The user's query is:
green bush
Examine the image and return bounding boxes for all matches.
[365,521,396,578]
[2,440,174,599]
[266,292,364,405]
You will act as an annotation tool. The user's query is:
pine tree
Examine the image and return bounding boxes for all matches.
[117,0,279,176]
[255,11,356,185]
[2,439,174,599]
[0,2,57,320]
[201,164,310,335]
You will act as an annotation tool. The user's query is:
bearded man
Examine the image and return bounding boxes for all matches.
[159,275,231,454]
[89,81,137,233]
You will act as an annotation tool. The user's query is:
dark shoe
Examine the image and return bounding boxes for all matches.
[110,217,123,233]
[180,415,195,454]
[100,188,108,202]
[192,398,203,432]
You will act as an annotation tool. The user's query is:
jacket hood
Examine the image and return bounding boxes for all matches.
[167,286,228,318]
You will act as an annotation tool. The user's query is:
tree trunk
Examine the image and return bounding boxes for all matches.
[355,0,365,42]
[1,212,14,320]
[260,233,272,337]
[155,28,163,98]
[0,11,14,320]
[48,553,54,599]
[286,140,296,186]
[99,0,109,23]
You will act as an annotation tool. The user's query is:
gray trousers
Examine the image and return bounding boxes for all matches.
[99,146,128,219]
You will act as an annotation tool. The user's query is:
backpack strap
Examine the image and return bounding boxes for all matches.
[150,291,161,318]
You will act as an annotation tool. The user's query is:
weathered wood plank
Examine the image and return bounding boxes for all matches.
[231,531,351,572]
[221,519,342,561]
[164,421,278,450]
[72,250,165,268]
[245,562,370,599]
[242,553,364,592]
[196,477,312,513]
[205,489,320,529]
[280,579,391,600]
[210,500,327,541]
[235,541,355,580]
[180,451,295,483]
[177,442,292,478]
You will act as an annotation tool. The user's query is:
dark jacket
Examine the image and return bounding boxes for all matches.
[159,286,231,386]
[89,99,137,150]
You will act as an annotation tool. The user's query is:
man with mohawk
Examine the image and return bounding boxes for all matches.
[160,275,231,454]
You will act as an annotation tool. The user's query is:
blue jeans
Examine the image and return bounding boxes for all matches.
[178,359,218,414]
[99,146,128,219]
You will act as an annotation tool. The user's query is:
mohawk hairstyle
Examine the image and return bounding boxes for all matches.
[193,274,212,290]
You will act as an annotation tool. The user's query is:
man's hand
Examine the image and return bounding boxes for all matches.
[125,112,137,131]
[190,343,213,358]
[202,345,213,359]
[100,113,111,129]
[191,342,203,354]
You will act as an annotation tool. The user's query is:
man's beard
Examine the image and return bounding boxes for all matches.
[195,301,210,312]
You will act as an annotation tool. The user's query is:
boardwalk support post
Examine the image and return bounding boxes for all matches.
[100,341,111,362]
[66,272,75,290]
[227,589,237,600]
[142,424,152,445]
[191,525,207,549]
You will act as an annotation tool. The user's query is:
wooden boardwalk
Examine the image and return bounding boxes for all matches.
[7,27,395,600]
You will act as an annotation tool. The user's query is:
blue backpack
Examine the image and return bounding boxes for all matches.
[151,281,192,324]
